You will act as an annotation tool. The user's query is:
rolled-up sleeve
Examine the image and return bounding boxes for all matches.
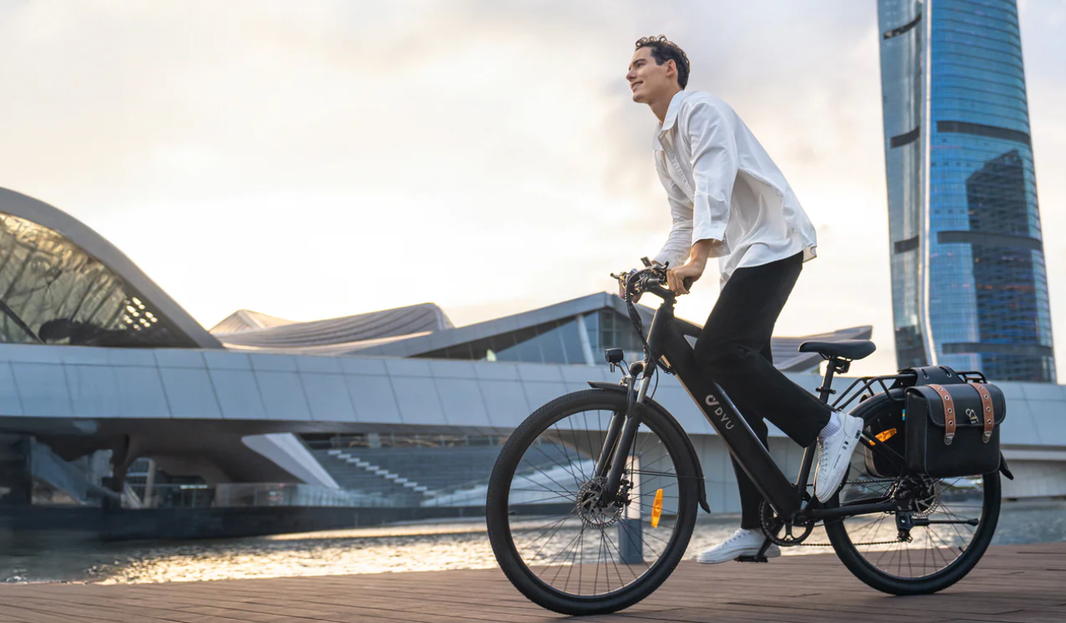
[687,101,737,249]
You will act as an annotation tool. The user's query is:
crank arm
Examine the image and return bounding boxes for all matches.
[913,517,980,527]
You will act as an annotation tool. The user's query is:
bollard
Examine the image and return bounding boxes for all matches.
[618,455,643,564]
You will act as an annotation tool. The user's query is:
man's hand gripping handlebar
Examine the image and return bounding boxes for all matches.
[610,257,692,303]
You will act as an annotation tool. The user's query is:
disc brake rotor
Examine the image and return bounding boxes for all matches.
[576,477,625,529]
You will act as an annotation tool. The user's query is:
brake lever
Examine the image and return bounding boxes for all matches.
[610,270,635,300]
[625,270,644,304]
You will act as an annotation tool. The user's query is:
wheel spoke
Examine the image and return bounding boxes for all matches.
[833,466,995,582]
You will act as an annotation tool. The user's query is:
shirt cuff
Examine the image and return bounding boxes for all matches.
[691,226,729,258]
[653,249,687,268]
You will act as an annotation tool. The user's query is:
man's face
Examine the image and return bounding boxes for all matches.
[627,46,675,104]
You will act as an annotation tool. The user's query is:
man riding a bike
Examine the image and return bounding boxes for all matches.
[486,36,1003,615]
[626,35,864,563]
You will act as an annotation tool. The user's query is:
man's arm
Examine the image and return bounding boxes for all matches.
[687,100,739,249]
[664,239,716,294]
[653,182,694,269]
[663,101,739,295]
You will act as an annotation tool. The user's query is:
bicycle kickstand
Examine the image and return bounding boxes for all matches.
[735,538,774,563]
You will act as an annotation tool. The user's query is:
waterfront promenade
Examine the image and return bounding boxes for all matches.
[0,542,1062,622]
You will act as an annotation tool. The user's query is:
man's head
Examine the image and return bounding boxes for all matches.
[627,35,690,105]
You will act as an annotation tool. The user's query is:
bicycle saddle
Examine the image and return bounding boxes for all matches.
[798,339,876,361]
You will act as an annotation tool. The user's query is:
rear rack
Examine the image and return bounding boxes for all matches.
[829,369,989,412]
[830,373,910,411]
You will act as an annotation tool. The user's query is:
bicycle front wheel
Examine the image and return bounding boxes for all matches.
[486,389,699,615]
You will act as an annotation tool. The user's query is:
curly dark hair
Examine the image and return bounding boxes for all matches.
[634,35,690,89]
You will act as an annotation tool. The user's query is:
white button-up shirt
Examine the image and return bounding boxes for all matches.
[652,90,818,284]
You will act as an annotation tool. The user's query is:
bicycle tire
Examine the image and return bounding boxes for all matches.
[486,389,699,615]
[824,391,1001,595]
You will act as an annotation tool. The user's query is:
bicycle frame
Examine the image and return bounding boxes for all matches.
[596,287,903,524]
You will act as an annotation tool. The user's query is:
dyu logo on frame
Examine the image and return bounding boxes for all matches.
[705,394,735,430]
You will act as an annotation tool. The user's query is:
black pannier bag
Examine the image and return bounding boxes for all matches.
[863,364,967,478]
[904,381,1006,478]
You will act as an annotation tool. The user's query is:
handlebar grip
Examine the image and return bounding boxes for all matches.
[644,274,693,290]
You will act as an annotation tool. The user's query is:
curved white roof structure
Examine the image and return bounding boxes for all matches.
[0,188,221,349]
[212,303,453,352]
[208,291,871,373]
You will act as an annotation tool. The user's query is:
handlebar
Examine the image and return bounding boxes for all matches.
[611,262,692,304]
[608,261,687,375]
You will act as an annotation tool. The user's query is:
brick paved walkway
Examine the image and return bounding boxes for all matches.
[0,542,1063,622]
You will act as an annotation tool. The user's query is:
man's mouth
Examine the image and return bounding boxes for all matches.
[631,81,642,91]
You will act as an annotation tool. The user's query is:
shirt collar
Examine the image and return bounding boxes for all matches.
[658,90,688,135]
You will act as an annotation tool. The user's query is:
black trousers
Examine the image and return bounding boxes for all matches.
[693,251,833,530]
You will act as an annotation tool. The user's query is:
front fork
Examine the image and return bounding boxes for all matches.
[593,365,652,507]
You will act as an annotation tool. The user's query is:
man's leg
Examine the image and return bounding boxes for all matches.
[732,339,773,531]
[694,253,832,449]
[696,252,862,512]
[694,257,811,563]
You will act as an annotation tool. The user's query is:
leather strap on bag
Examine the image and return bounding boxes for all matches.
[928,384,956,445]
[972,383,996,443]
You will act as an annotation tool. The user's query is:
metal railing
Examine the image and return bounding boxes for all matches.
[125,483,407,509]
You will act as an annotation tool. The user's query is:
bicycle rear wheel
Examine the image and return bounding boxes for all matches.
[486,389,699,615]
[824,392,1001,594]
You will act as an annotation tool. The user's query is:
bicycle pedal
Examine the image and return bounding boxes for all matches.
[734,555,769,563]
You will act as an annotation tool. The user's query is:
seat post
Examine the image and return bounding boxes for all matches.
[816,357,841,404]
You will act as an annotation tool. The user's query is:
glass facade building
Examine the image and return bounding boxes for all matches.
[417,310,646,366]
[877,0,1055,381]
[0,213,198,348]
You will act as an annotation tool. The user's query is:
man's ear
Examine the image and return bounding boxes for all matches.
[666,59,677,79]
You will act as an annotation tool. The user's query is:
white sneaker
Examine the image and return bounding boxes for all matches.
[696,528,781,564]
[814,411,865,502]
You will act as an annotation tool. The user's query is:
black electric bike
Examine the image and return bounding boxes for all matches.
[486,262,1001,615]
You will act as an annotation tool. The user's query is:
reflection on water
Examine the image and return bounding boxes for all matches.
[2,500,1063,584]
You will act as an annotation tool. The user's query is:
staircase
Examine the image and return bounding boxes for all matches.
[325,449,430,493]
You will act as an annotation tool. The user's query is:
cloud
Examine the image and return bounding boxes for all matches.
[0,0,1061,378]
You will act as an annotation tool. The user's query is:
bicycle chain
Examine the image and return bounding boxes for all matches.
[775,477,909,548]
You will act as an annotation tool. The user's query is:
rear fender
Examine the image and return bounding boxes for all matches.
[588,381,711,513]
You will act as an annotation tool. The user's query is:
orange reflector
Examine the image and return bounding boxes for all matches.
[651,488,664,528]
[876,428,898,443]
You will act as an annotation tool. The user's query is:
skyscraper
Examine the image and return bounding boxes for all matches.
[876,0,1055,382]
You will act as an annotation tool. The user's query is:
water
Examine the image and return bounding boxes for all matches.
[2,500,1063,584]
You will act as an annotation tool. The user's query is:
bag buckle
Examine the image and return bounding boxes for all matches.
[944,430,954,446]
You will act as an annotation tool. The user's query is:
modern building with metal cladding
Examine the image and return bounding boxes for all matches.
[0,185,1064,517]
[876,0,1055,382]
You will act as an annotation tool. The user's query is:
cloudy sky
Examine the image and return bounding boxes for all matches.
[1,0,1063,377]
